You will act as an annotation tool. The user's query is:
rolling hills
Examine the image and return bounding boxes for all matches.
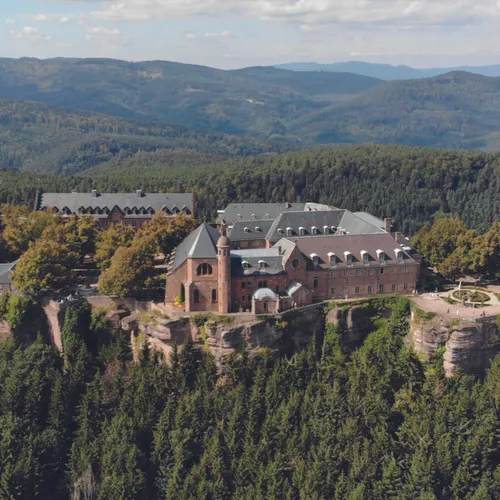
[0,99,292,174]
[2,58,500,150]
[277,61,500,80]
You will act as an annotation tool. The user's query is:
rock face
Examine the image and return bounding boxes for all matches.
[408,312,500,377]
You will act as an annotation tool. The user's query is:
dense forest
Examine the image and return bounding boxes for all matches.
[0,99,290,174]
[1,144,499,235]
[2,59,500,148]
[1,297,500,499]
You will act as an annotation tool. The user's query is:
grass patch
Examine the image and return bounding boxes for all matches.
[462,285,489,292]
[191,313,235,327]
[413,305,437,322]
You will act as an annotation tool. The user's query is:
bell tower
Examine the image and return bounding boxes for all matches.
[217,226,231,314]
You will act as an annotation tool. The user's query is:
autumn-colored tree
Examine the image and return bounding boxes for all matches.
[12,237,79,296]
[1,204,58,258]
[94,224,134,270]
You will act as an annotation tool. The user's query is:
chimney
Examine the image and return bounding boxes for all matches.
[384,218,393,233]
[91,189,98,198]
[395,232,403,243]
[136,189,143,197]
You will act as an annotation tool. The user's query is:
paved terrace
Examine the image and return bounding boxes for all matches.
[412,286,500,322]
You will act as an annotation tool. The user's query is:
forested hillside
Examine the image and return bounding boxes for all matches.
[0,99,290,174]
[1,298,500,499]
[3,59,500,148]
[295,72,500,149]
[0,145,498,235]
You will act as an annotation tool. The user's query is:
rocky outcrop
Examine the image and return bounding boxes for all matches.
[408,312,500,377]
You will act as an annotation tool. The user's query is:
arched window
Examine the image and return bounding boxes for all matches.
[313,277,319,288]
[286,227,293,237]
[194,289,200,303]
[212,289,217,302]
[258,281,268,288]
[197,263,213,276]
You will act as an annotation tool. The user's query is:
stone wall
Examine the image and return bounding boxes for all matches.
[407,312,500,377]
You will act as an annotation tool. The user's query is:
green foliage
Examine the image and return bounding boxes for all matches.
[413,306,438,322]
[1,299,500,499]
[4,294,32,331]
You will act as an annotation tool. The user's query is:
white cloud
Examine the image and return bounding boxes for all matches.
[10,26,51,41]
[85,26,130,46]
[33,13,50,22]
[185,33,197,39]
[5,19,15,25]
[204,30,231,38]
[83,0,500,27]
[60,17,70,24]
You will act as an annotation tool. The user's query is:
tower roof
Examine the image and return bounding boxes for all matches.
[172,223,220,271]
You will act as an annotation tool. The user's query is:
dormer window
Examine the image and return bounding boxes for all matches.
[310,253,319,267]
[331,226,337,233]
[265,213,270,218]
[258,260,266,269]
[278,228,284,235]
[328,252,336,267]
[251,214,256,219]
[299,227,305,236]
[323,225,330,234]
[255,226,260,232]
[361,250,369,265]
[242,261,250,269]
[237,214,242,219]
[344,251,353,266]
[377,249,386,264]
[244,227,250,233]
[311,226,318,235]
[286,227,293,237]
[395,248,404,262]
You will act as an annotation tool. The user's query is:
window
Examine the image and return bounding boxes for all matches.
[343,287,349,298]
[275,286,279,294]
[330,288,335,296]
[263,302,268,311]
[258,281,268,288]
[132,221,137,228]
[241,295,246,301]
[299,227,305,236]
[241,282,247,289]
[197,263,213,276]
[323,226,330,234]
[363,253,370,265]
[404,283,409,290]
[259,260,266,269]
[368,285,373,293]
[291,258,300,269]
[398,252,404,262]
[346,254,353,266]
[356,270,362,277]
[392,284,397,291]
[212,289,217,302]
[286,228,293,237]
[380,268,385,275]
[378,251,385,264]
[311,226,318,235]
[405,266,409,273]
[343,270,348,277]
[331,271,337,278]
[194,289,200,303]
[313,277,319,288]
[355,286,360,294]
[242,261,250,269]
[312,256,319,267]
[379,284,384,292]
[329,254,336,267]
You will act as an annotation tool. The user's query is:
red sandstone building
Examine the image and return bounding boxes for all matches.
[166,208,422,314]
[35,190,194,228]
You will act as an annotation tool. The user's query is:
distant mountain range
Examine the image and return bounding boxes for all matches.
[2,57,500,155]
[276,61,500,81]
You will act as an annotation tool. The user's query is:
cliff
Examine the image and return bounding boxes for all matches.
[407,311,500,376]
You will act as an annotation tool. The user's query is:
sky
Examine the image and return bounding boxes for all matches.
[1,0,500,69]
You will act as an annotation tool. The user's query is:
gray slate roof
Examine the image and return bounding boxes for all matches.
[231,248,284,277]
[39,192,193,218]
[252,288,279,300]
[0,262,16,285]
[217,202,306,225]
[172,223,220,271]
[228,220,275,241]
[353,212,387,231]
[266,209,386,243]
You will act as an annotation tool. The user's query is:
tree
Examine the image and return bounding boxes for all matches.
[1,204,58,258]
[12,237,78,297]
[94,224,134,270]
[97,245,149,298]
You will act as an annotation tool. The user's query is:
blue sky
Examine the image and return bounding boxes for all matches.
[1,0,500,69]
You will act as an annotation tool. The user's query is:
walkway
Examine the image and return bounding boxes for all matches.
[412,287,500,321]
